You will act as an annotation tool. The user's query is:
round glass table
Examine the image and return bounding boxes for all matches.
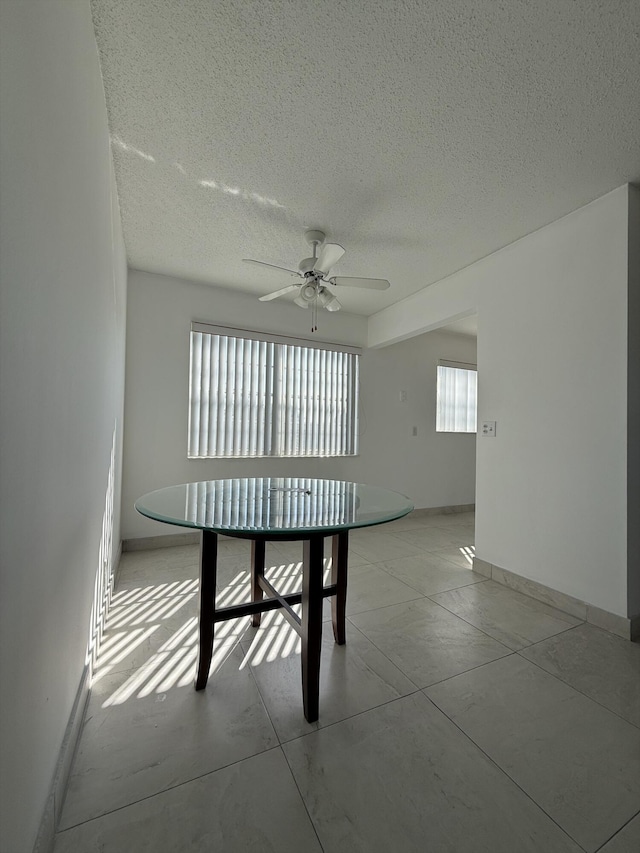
[135,478,413,721]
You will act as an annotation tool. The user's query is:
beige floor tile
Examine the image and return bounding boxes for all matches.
[520,623,640,727]
[116,548,199,591]
[54,749,321,853]
[332,562,424,616]
[376,552,482,596]
[95,594,201,680]
[283,693,581,853]
[347,530,426,563]
[426,655,640,852]
[350,596,511,687]
[60,642,277,829]
[428,543,476,568]
[598,814,640,853]
[430,580,582,650]
[391,526,471,551]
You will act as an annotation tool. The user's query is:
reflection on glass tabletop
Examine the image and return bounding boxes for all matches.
[135,477,413,535]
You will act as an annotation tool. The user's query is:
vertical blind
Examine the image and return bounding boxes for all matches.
[436,364,477,432]
[188,326,360,458]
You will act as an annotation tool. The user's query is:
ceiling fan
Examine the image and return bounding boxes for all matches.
[243,230,390,327]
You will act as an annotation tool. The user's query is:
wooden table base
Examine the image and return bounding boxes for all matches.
[194,530,349,722]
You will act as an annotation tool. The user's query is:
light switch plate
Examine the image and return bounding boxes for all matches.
[482,421,496,436]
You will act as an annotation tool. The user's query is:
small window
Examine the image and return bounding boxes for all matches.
[188,323,360,458]
[436,361,477,433]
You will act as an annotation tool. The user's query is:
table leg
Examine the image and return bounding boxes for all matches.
[194,530,217,690]
[251,539,266,626]
[331,531,348,645]
[301,534,324,722]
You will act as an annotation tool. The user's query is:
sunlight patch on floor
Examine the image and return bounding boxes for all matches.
[96,552,330,705]
[460,545,476,566]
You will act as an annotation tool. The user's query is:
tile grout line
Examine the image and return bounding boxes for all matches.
[239,627,315,747]
[423,586,583,651]
[370,556,484,598]
[54,744,285,836]
[516,642,640,730]
[341,618,422,691]
[342,589,427,619]
[414,651,517,692]
[280,746,326,852]
[342,612,508,691]
[277,691,422,748]
[419,691,591,853]
[591,807,640,852]
[237,617,424,747]
[341,594,601,702]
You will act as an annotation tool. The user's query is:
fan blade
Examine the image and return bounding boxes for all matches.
[330,276,390,291]
[243,258,300,276]
[258,284,300,302]
[314,242,345,275]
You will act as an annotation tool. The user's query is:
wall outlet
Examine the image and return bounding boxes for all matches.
[482,421,496,437]
[411,426,418,436]
[399,390,407,403]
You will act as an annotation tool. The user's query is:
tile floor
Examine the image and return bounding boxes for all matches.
[54,512,640,852]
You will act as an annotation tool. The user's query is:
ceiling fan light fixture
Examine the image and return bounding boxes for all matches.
[294,283,318,308]
[317,287,341,311]
[248,230,390,327]
[316,287,332,307]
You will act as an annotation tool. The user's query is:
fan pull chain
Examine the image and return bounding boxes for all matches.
[311,235,319,329]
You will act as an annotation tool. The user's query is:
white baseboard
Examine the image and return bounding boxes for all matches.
[412,503,475,516]
[123,531,200,551]
[473,557,639,642]
[33,664,91,853]
[112,539,124,587]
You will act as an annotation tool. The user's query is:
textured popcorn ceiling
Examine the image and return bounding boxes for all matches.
[91,0,640,317]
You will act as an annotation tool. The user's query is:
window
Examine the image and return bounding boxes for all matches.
[188,323,360,458]
[436,360,477,433]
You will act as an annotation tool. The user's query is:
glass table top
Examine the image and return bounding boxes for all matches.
[135,478,414,536]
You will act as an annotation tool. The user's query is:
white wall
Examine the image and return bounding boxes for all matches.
[368,269,477,348]
[372,185,631,618]
[0,2,127,851]
[476,187,629,617]
[349,332,477,508]
[122,270,476,539]
[627,185,640,618]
